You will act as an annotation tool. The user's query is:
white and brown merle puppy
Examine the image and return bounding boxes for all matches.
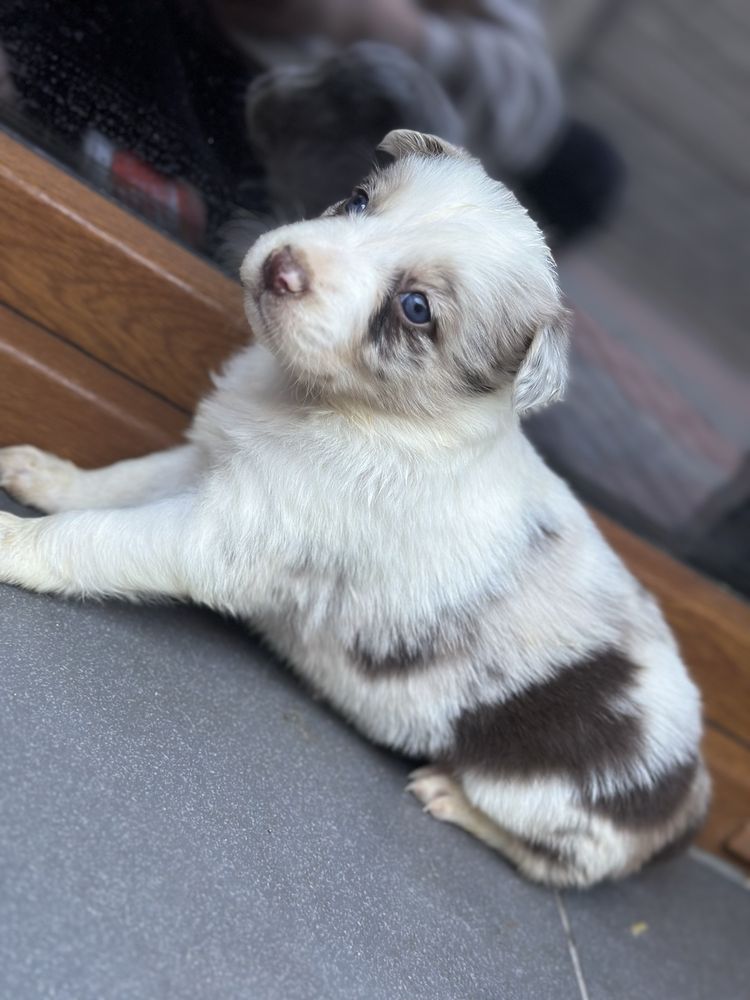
[0,130,708,888]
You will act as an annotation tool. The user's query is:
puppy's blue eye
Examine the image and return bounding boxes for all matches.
[345,189,369,214]
[400,292,431,325]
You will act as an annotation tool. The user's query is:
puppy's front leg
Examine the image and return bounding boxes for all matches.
[0,495,201,601]
[0,444,200,513]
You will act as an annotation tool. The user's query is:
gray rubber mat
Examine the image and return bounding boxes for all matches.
[1,492,747,1000]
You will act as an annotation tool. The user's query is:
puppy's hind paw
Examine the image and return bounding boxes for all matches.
[406,766,469,824]
[0,446,76,512]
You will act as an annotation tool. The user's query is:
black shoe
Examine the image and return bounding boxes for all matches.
[515,119,625,247]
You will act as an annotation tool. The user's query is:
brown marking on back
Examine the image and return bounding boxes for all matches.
[348,582,502,678]
[589,758,699,828]
[445,649,642,782]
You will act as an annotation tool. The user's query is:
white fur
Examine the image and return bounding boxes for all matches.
[0,133,705,886]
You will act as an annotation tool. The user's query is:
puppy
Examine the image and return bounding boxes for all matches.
[0,130,708,887]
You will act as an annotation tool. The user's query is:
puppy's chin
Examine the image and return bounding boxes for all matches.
[242,296,342,394]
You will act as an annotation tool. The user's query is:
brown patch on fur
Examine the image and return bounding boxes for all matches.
[350,595,491,678]
[446,649,642,782]
[378,129,463,162]
[350,573,509,678]
[538,524,560,541]
[367,294,403,353]
[373,147,396,170]
[367,276,436,358]
[457,332,532,395]
[529,522,562,550]
[458,368,497,395]
[350,634,434,676]
[590,758,699,828]
[521,836,571,867]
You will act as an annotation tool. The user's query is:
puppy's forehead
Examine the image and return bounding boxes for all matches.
[365,156,532,282]
[371,154,504,218]
[368,155,538,268]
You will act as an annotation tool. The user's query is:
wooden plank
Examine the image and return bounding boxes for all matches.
[0,129,247,413]
[698,726,750,875]
[0,304,187,467]
[594,512,750,746]
[725,821,750,867]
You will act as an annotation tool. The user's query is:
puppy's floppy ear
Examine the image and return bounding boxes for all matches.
[378,129,466,162]
[513,309,571,414]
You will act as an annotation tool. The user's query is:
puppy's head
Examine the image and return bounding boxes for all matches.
[240,129,569,417]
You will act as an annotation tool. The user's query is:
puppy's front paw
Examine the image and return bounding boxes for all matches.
[406,766,468,824]
[0,446,76,512]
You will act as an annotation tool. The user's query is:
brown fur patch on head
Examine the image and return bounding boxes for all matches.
[378,129,467,162]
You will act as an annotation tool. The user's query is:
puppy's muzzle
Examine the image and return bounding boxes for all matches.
[262,245,309,296]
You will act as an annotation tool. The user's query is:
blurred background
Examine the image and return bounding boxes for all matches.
[534,0,750,598]
[0,0,747,593]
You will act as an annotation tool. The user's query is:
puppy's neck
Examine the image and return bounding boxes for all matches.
[235,344,528,464]
[322,391,521,455]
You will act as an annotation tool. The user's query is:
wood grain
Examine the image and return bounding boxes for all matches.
[0,304,188,467]
[698,725,750,874]
[0,131,247,412]
[594,512,750,747]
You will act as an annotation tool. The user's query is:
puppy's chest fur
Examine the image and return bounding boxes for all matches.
[198,429,520,753]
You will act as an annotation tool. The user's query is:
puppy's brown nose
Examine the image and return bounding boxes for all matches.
[262,245,309,296]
